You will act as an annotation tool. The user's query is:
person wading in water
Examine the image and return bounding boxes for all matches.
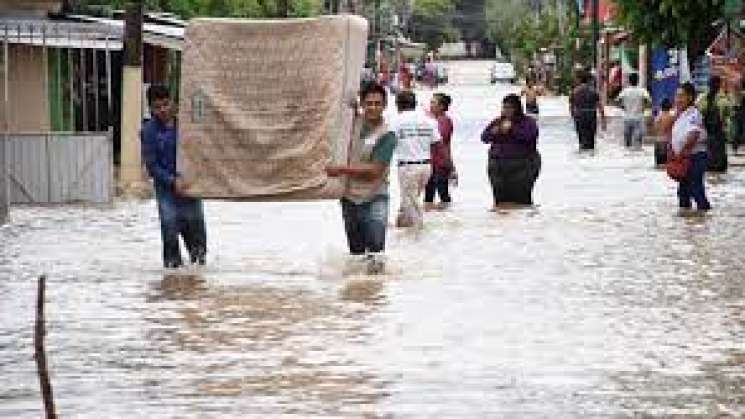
[326,83,397,274]
[521,76,543,116]
[570,70,607,151]
[697,75,731,172]
[424,93,455,211]
[141,85,207,268]
[481,94,542,209]
[391,90,442,228]
[671,82,712,215]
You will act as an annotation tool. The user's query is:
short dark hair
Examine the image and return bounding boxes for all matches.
[660,97,672,111]
[680,82,697,101]
[360,82,387,104]
[503,93,524,118]
[147,84,170,106]
[629,73,639,86]
[578,70,593,84]
[433,93,452,111]
[709,75,722,93]
[396,90,417,111]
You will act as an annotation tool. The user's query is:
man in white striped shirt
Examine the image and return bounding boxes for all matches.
[390,91,442,228]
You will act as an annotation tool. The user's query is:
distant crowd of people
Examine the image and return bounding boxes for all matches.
[571,66,718,215]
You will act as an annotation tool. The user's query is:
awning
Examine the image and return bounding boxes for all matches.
[71,15,184,51]
[0,18,123,50]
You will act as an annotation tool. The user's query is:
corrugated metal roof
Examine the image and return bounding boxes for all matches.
[0,16,182,51]
[0,18,121,49]
[70,15,184,50]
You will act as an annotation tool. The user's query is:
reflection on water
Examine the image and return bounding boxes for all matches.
[2,63,745,417]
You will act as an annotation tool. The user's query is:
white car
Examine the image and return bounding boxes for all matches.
[490,62,516,84]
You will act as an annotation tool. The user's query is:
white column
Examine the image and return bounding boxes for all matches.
[119,65,149,197]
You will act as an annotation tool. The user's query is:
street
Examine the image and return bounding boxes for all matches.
[1,61,744,417]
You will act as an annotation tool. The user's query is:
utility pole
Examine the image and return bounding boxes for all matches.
[119,1,148,197]
[592,0,599,78]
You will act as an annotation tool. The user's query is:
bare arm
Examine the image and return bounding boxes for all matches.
[569,90,575,119]
[326,162,386,181]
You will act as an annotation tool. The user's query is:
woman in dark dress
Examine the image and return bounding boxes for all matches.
[481,94,541,208]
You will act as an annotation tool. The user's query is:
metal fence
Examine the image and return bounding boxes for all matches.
[5,132,113,205]
[0,19,122,222]
[0,135,7,223]
[0,19,122,133]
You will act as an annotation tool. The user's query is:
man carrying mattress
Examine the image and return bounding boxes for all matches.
[142,85,208,268]
[326,83,397,274]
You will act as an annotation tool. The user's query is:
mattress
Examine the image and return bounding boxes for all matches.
[176,15,368,200]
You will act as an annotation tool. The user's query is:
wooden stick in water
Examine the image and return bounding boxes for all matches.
[34,275,56,419]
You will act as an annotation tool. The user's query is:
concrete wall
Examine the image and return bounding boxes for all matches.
[0,44,51,133]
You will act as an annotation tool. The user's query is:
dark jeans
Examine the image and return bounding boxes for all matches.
[707,133,728,172]
[654,141,668,165]
[574,114,597,150]
[156,188,207,268]
[424,171,451,204]
[678,152,712,211]
[488,153,541,205]
[341,195,389,255]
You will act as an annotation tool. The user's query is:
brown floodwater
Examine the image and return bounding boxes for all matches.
[1,62,744,418]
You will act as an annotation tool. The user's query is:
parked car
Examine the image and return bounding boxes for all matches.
[490,62,516,84]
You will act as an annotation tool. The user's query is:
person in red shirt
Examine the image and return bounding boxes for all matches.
[425,93,455,210]
[399,62,413,91]
[609,60,622,99]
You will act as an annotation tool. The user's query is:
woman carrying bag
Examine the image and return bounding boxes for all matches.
[668,82,712,214]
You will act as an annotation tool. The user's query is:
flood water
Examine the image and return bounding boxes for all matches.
[2,61,744,417]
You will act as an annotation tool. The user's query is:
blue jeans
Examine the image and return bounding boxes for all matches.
[340,195,389,255]
[156,186,207,268]
[678,152,712,211]
[624,119,644,147]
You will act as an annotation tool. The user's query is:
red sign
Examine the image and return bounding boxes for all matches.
[583,0,618,24]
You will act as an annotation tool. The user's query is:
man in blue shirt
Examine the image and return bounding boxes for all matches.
[141,85,207,268]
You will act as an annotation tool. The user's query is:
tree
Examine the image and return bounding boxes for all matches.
[484,0,530,59]
[452,0,486,45]
[484,0,562,58]
[614,0,725,58]
[73,0,321,18]
[410,0,459,50]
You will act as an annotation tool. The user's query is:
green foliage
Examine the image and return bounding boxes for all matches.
[485,0,562,62]
[411,0,459,50]
[485,0,581,92]
[614,0,724,50]
[74,0,321,18]
[452,0,486,41]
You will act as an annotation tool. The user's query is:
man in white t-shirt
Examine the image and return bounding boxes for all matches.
[618,73,651,148]
[391,91,442,228]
